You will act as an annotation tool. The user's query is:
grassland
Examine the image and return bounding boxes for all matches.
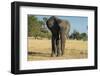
[28,37,88,61]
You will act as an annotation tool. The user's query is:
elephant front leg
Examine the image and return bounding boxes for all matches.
[56,35,61,57]
[51,36,56,57]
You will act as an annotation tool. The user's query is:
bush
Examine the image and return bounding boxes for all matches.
[69,30,88,41]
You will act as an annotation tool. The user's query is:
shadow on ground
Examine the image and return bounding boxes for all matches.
[28,51,51,57]
[28,48,87,57]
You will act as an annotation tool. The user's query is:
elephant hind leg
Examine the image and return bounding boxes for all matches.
[60,32,66,56]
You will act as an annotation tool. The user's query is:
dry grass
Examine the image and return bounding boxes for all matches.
[28,37,88,61]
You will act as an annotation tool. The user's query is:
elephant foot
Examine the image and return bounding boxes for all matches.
[56,53,60,57]
[61,54,64,56]
[61,52,64,56]
[56,55,60,57]
[51,53,63,57]
[51,53,55,57]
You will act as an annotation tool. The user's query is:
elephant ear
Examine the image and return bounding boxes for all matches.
[55,18,62,24]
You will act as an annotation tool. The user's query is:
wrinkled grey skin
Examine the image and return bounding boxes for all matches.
[46,16,70,57]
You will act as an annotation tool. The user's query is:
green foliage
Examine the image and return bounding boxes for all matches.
[28,15,51,39]
[80,33,88,41]
[43,17,48,22]
[28,16,87,40]
[28,15,41,36]
[69,30,88,41]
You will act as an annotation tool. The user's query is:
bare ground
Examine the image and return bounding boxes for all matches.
[28,38,88,61]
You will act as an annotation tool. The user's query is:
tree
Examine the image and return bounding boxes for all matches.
[80,33,88,41]
[43,17,48,28]
[28,15,42,37]
[69,30,88,41]
[28,15,51,39]
[43,17,48,22]
[69,30,81,40]
[38,20,44,26]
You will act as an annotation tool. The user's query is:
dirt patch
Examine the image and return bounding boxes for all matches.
[28,38,88,61]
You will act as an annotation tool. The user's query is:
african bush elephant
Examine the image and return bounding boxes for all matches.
[46,16,70,57]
